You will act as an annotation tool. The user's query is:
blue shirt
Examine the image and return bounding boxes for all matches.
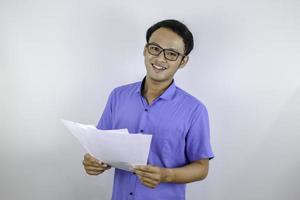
[97,78,214,200]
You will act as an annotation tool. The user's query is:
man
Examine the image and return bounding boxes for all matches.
[82,19,214,200]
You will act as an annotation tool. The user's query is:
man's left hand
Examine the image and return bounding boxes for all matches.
[134,165,171,189]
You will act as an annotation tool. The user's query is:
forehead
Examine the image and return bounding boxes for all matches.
[149,28,185,53]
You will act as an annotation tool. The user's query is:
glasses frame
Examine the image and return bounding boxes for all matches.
[146,42,186,61]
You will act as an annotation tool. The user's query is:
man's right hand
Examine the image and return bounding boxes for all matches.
[82,153,111,175]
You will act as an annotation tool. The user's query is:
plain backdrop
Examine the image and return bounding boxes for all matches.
[0,0,299,200]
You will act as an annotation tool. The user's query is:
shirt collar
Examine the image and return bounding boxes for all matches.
[135,77,177,100]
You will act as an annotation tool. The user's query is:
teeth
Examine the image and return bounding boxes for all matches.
[153,64,166,70]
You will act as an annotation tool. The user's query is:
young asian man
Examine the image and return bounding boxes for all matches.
[82,19,214,200]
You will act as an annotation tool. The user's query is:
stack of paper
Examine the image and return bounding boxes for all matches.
[61,119,152,172]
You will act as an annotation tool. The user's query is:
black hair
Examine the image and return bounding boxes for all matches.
[146,19,194,56]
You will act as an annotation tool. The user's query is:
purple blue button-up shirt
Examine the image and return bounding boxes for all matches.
[97,78,214,200]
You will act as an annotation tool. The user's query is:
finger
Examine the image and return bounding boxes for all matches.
[100,163,110,168]
[84,153,93,161]
[84,163,111,171]
[82,160,102,167]
[136,174,157,186]
[105,165,112,170]
[135,170,155,179]
[134,165,158,173]
[86,170,104,175]
[84,153,99,163]
[84,153,90,160]
[140,179,157,189]
[140,176,158,185]
[142,182,155,189]
[84,166,107,172]
[82,159,110,167]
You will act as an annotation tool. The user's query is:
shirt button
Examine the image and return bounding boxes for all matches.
[133,172,136,175]
[144,109,148,112]
[140,129,144,133]
[129,192,133,195]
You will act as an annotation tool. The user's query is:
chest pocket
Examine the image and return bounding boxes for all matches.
[148,125,187,168]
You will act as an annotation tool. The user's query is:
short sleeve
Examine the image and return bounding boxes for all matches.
[185,105,214,162]
[96,89,115,130]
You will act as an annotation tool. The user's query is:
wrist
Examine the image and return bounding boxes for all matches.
[161,168,174,183]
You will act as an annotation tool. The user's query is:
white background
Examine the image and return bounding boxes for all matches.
[0,0,299,199]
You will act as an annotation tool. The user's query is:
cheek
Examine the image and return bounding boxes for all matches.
[144,56,151,65]
[146,56,156,65]
[144,56,153,68]
[168,61,181,70]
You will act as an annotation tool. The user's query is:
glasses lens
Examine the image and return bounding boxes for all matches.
[147,43,181,61]
[148,44,162,55]
[164,50,179,61]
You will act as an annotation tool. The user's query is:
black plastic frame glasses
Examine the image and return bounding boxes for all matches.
[146,43,185,61]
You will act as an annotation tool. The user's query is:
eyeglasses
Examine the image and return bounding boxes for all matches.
[146,43,185,61]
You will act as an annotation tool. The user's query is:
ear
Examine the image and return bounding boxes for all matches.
[143,45,147,56]
[179,56,189,69]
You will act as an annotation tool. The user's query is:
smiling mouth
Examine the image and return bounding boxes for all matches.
[152,64,167,71]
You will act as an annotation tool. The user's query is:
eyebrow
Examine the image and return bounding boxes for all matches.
[150,42,181,53]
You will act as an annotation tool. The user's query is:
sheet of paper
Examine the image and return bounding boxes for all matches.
[61,119,152,172]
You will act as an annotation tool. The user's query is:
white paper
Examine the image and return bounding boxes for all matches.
[61,119,152,172]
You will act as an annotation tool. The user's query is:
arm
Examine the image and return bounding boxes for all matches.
[166,159,209,183]
[134,159,209,188]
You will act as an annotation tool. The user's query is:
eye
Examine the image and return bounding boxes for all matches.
[165,50,178,58]
[149,45,160,52]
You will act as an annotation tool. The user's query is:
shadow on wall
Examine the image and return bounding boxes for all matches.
[257,88,300,199]
[233,87,300,200]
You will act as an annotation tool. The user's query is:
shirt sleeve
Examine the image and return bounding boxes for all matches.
[185,104,214,162]
[96,89,115,130]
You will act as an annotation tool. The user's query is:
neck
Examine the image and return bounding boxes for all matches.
[142,76,173,103]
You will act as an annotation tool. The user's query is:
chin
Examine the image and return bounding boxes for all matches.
[147,74,170,83]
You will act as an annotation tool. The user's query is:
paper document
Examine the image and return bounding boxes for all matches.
[61,119,152,172]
